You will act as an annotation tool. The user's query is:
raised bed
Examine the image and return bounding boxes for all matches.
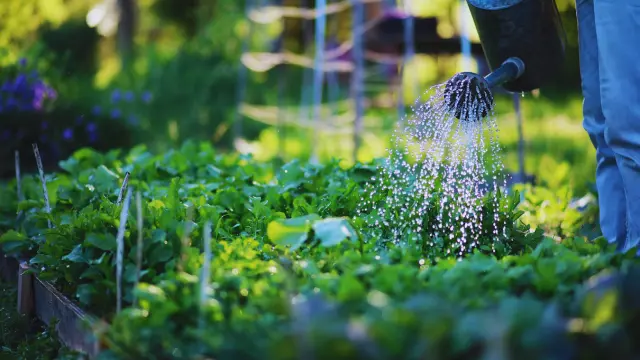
[0,252,100,358]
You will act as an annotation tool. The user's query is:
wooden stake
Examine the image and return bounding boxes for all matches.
[115,188,132,313]
[32,144,52,229]
[133,191,143,307]
[15,150,24,220]
[17,261,34,316]
[178,205,194,272]
[199,221,212,309]
[198,221,212,333]
[116,172,130,206]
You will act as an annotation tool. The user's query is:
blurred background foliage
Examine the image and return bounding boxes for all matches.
[0,0,594,205]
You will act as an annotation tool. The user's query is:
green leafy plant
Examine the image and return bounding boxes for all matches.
[0,141,635,360]
[0,282,84,359]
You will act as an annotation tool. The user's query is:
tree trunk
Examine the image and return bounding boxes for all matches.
[117,0,137,67]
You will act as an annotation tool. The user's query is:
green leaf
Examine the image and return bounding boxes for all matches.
[148,200,165,211]
[63,245,88,263]
[59,156,79,174]
[150,229,167,244]
[93,165,120,193]
[1,242,27,255]
[80,267,104,281]
[176,220,198,239]
[76,283,95,306]
[124,262,137,283]
[134,284,168,306]
[17,199,42,211]
[206,164,223,178]
[0,230,26,243]
[336,275,366,302]
[148,245,173,265]
[267,214,321,251]
[85,233,117,251]
[313,218,357,247]
[30,254,57,267]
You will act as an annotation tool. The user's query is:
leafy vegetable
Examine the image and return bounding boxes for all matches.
[0,141,637,360]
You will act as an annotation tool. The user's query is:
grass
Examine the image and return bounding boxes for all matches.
[0,281,82,360]
[494,90,595,195]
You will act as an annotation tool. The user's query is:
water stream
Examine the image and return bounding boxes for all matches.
[357,76,507,257]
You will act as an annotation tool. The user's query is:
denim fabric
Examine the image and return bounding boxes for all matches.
[576,0,640,252]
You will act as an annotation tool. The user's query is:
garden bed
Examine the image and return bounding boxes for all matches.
[1,141,639,359]
[0,252,99,357]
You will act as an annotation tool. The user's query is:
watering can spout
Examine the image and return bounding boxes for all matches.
[484,57,525,89]
[444,57,525,120]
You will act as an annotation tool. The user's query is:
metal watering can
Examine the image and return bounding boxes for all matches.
[446,0,567,119]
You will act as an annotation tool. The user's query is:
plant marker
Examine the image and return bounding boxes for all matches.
[199,221,212,312]
[179,205,195,272]
[133,191,143,307]
[116,188,132,313]
[32,144,52,229]
[15,150,24,221]
[116,172,130,205]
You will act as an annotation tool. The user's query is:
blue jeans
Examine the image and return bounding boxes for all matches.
[577,0,640,253]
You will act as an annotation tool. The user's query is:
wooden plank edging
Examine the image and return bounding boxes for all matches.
[32,276,101,357]
[1,251,102,358]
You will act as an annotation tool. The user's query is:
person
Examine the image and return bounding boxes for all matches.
[576,0,640,253]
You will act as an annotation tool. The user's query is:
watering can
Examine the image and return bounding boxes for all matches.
[446,0,567,119]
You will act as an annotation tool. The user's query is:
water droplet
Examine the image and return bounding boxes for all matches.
[356,75,507,258]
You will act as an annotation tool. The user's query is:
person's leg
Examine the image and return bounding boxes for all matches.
[577,0,627,249]
[594,1,640,252]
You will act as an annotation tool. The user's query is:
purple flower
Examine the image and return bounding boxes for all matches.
[18,58,27,67]
[41,121,49,130]
[87,122,97,133]
[111,89,121,103]
[141,91,152,103]
[0,72,55,113]
[9,76,27,95]
[33,82,45,97]
[111,108,121,119]
[63,128,73,140]
[92,106,101,115]
[88,132,98,143]
[127,115,139,125]
[32,99,43,111]
[1,81,11,92]
[5,98,17,111]
[124,91,134,102]
[75,115,84,125]
[45,86,57,100]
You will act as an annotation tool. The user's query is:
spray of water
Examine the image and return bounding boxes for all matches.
[357,76,508,257]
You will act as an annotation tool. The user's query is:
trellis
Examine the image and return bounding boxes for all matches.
[235,0,514,167]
